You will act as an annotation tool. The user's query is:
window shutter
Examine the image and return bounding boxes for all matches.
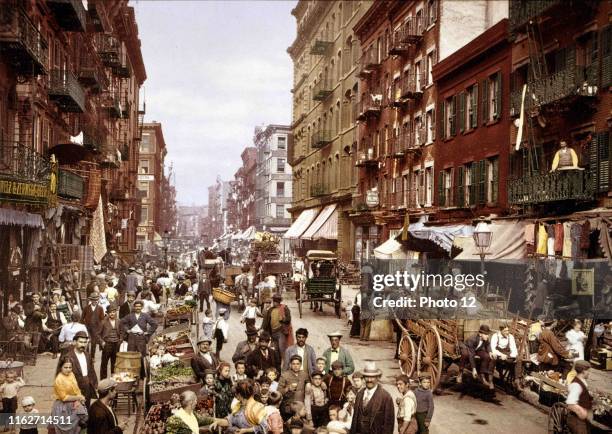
[594,131,611,193]
[438,170,445,207]
[494,72,502,120]
[430,0,437,22]
[456,166,464,207]
[450,95,457,136]
[492,158,499,203]
[431,108,436,141]
[458,92,465,133]
[472,84,478,128]
[601,26,612,88]
[481,79,489,125]
[478,160,486,204]
[438,99,445,139]
[469,163,477,206]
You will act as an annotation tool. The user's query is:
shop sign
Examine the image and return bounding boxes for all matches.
[366,189,379,207]
[0,158,57,206]
[138,174,154,181]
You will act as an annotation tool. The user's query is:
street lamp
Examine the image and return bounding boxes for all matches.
[473,217,492,275]
[162,229,170,270]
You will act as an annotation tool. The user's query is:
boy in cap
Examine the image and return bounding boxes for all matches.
[305,371,329,428]
[414,374,434,434]
[88,378,126,434]
[100,303,122,379]
[279,355,310,414]
[325,361,352,408]
[19,396,38,434]
[213,308,229,358]
[566,360,593,434]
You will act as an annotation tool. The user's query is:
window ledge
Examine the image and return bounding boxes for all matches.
[461,128,476,136]
[486,118,501,127]
[425,22,436,33]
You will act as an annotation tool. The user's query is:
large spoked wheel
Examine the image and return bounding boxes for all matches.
[547,402,569,434]
[417,326,443,389]
[398,333,416,377]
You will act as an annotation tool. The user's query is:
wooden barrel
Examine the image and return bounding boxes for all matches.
[115,352,142,378]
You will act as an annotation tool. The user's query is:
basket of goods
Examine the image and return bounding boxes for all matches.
[111,372,137,391]
[212,287,236,304]
[142,394,215,434]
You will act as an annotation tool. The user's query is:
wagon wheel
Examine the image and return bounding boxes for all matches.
[398,333,416,377]
[547,402,569,434]
[417,326,443,388]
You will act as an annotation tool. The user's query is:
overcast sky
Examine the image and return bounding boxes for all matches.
[133,1,296,206]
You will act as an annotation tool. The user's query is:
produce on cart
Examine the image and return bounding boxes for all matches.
[142,394,215,434]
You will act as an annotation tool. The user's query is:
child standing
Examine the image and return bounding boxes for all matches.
[197,370,217,417]
[0,371,25,432]
[351,372,364,393]
[213,308,229,358]
[240,298,263,331]
[18,396,38,434]
[324,361,351,408]
[315,358,327,376]
[265,367,280,392]
[265,391,284,434]
[396,375,418,434]
[305,371,328,428]
[414,375,434,434]
[232,360,248,383]
[201,309,214,340]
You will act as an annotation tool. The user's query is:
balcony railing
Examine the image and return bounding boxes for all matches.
[113,62,131,79]
[47,0,86,32]
[358,47,381,77]
[355,148,379,168]
[508,170,594,205]
[0,3,48,76]
[58,169,84,199]
[390,17,425,55]
[104,92,122,118]
[0,141,50,184]
[509,0,562,33]
[400,71,425,99]
[357,95,382,121]
[99,35,121,68]
[310,39,333,56]
[312,79,333,101]
[311,130,333,149]
[79,54,108,93]
[310,183,328,197]
[48,70,86,113]
[510,66,599,117]
[87,0,111,33]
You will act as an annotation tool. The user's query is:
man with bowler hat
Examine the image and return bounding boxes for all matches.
[82,292,105,359]
[458,324,495,389]
[191,337,219,383]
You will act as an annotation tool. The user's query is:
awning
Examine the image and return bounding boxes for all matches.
[453,220,526,261]
[374,237,420,260]
[0,208,44,229]
[283,208,320,240]
[232,230,243,240]
[301,204,337,240]
[407,215,473,253]
[241,226,256,240]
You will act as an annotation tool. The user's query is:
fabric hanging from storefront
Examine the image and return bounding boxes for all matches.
[89,195,107,263]
[373,237,418,260]
[301,204,337,240]
[0,208,44,229]
[408,215,473,253]
[232,230,243,240]
[241,226,257,240]
[453,220,526,261]
[283,208,320,240]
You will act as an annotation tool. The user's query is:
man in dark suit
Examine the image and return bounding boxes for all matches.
[100,304,122,379]
[82,292,105,359]
[458,324,495,389]
[119,291,135,319]
[191,337,219,383]
[283,328,317,376]
[62,331,98,409]
[245,331,280,379]
[87,378,125,434]
[232,329,258,363]
[120,300,157,378]
[349,362,395,434]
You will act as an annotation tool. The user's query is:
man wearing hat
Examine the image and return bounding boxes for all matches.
[566,360,593,434]
[82,292,105,360]
[62,330,98,408]
[458,324,495,389]
[536,321,571,370]
[87,378,126,434]
[232,328,259,363]
[191,337,219,383]
[284,328,317,376]
[100,303,123,379]
[120,299,158,377]
[119,291,135,319]
[246,331,280,379]
[126,267,138,294]
[323,332,355,376]
[349,362,394,434]
[279,354,309,409]
[261,294,293,363]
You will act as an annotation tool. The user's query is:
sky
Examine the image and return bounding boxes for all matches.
[132,1,296,206]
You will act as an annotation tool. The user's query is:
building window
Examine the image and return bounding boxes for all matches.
[276,204,285,219]
[414,115,423,146]
[445,96,456,138]
[466,84,478,129]
[464,163,473,206]
[277,158,286,172]
[402,174,409,207]
[277,136,286,149]
[425,166,433,206]
[427,0,437,25]
[426,108,435,143]
[140,206,148,224]
[277,181,285,197]
[415,61,422,90]
[482,72,502,123]
[426,51,435,86]
[438,168,453,207]
[487,157,499,204]
[139,160,149,174]
[138,181,149,198]
[414,169,422,207]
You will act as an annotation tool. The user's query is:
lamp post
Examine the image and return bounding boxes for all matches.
[162,229,170,270]
[473,217,492,275]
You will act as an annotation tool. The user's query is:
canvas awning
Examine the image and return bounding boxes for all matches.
[241,226,256,240]
[232,230,243,240]
[283,208,320,239]
[453,220,526,261]
[301,204,337,240]
[407,215,473,253]
[0,208,44,229]
[374,237,420,259]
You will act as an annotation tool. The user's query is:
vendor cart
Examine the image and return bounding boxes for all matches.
[261,261,292,292]
[0,332,41,366]
[297,250,342,319]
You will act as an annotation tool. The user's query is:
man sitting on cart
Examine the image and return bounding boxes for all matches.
[458,324,495,389]
[490,323,518,383]
[566,360,593,434]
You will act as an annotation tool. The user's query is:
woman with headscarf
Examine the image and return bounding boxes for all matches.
[51,356,88,434]
[165,390,226,434]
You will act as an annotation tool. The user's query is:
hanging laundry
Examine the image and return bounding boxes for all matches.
[525,223,535,255]
[562,221,572,258]
[571,223,582,259]
[554,223,563,254]
[537,223,548,255]
[547,224,555,256]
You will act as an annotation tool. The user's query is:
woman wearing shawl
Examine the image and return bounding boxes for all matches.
[51,357,88,434]
[224,379,269,433]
